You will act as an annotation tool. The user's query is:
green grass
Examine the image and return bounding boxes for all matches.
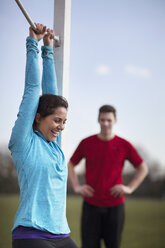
[0,195,165,248]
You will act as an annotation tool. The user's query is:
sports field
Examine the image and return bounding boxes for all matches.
[0,195,165,248]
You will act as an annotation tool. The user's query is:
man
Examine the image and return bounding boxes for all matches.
[68,105,148,248]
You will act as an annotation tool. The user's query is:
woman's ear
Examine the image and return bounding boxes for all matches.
[35,113,41,124]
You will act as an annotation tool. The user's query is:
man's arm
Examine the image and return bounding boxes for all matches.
[110,161,148,197]
[68,161,94,197]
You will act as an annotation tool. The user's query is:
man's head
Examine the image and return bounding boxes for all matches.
[98,105,117,135]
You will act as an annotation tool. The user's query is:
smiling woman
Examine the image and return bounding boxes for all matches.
[35,105,67,142]
[34,94,68,142]
[8,24,78,248]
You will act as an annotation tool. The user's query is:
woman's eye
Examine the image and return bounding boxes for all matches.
[54,119,67,125]
[54,119,60,123]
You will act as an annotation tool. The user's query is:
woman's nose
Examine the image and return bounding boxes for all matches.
[58,123,65,131]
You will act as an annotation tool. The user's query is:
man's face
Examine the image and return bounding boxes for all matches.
[98,112,116,134]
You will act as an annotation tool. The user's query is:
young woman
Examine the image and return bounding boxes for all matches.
[8,24,78,248]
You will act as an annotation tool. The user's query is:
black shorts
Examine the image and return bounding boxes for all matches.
[12,236,78,248]
[81,201,125,248]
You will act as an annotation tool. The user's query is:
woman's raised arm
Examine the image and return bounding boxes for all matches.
[8,24,46,152]
[41,29,58,95]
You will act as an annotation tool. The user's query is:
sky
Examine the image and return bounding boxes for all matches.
[0,0,165,169]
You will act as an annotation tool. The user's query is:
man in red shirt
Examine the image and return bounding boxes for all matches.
[68,105,148,248]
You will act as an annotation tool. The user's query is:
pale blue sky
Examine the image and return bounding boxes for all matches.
[0,0,165,167]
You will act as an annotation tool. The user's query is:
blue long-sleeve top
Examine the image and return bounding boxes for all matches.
[8,36,70,234]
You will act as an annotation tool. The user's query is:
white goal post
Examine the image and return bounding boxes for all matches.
[53,0,71,150]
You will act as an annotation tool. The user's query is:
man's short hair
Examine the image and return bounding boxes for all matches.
[98,105,116,119]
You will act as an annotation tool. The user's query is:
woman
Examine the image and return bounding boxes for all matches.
[8,24,78,248]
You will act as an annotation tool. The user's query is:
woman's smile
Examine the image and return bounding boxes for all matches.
[35,107,67,142]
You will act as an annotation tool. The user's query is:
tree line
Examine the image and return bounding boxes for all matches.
[0,146,165,198]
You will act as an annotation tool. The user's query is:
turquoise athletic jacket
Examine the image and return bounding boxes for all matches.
[8,36,70,234]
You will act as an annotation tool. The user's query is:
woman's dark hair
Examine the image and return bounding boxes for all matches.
[37,94,68,118]
[98,105,116,119]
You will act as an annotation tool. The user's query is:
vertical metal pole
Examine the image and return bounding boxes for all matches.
[53,0,71,150]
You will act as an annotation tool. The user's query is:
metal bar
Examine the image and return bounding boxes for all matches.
[15,0,60,46]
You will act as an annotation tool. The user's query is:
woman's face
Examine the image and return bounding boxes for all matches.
[35,107,67,142]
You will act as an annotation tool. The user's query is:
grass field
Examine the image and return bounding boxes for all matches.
[0,194,165,248]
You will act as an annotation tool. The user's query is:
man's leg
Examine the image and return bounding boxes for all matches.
[102,203,125,248]
[81,201,102,248]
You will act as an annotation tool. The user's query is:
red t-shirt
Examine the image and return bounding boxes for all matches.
[70,135,143,207]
